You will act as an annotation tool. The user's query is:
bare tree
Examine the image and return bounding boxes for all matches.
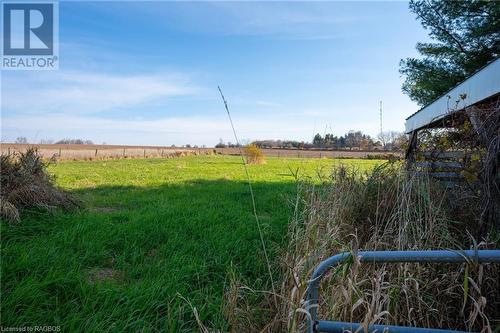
[377,132,391,150]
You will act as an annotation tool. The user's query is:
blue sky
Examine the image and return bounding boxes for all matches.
[1,1,429,146]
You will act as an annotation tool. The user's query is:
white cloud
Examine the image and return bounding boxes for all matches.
[2,70,197,115]
[1,113,387,146]
[255,100,280,107]
[113,1,361,39]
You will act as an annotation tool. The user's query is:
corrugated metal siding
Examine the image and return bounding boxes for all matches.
[405,58,500,133]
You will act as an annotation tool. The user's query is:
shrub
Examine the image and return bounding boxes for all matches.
[243,144,265,164]
[0,148,79,223]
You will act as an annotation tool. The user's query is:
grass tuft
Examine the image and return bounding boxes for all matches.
[0,148,79,223]
[243,144,266,165]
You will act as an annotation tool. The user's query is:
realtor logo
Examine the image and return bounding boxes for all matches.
[1,1,59,70]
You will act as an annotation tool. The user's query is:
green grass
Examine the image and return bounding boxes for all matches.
[1,155,382,331]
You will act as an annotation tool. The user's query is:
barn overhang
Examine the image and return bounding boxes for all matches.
[405,58,500,134]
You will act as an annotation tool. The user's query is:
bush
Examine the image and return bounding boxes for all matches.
[0,148,79,223]
[243,144,265,164]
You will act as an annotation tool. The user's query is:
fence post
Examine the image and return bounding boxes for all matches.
[161,149,164,157]
[8,147,11,155]
[143,149,146,158]
[95,149,98,157]
[123,148,125,157]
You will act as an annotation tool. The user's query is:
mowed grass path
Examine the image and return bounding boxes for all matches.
[1,156,382,332]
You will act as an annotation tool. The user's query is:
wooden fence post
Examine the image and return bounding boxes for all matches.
[143,149,146,158]
[95,149,98,157]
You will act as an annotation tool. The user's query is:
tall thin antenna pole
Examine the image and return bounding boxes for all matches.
[379,100,383,136]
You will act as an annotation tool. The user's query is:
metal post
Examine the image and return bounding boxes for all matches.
[317,321,469,333]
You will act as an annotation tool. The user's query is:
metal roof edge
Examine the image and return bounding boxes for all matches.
[405,57,500,121]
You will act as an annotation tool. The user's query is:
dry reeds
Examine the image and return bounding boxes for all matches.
[224,163,500,332]
[0,148,79,223]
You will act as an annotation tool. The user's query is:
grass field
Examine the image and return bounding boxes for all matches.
[1,155,383,331]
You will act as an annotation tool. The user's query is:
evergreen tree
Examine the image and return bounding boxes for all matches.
[400,0,500,106]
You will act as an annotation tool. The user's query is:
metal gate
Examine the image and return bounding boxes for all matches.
[306,250,500,333]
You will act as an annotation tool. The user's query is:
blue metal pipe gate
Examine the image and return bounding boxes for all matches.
[306,250,500,333]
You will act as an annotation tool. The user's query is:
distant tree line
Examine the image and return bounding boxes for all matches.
[14,137,94,145]
[312,131,376,150]
[215,138,242,148]
[54,138,94,145]
[251,139,307,150]
[251,131,406,151]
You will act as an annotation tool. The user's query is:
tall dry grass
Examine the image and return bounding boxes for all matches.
[224,163,500,332]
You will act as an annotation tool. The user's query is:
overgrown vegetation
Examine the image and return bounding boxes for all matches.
[224,163,500,332]
[414,100,500,231]
[0,148,79,223]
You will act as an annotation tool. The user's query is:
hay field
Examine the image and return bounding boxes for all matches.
[1,143,398,161]
[0,143,202,160]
